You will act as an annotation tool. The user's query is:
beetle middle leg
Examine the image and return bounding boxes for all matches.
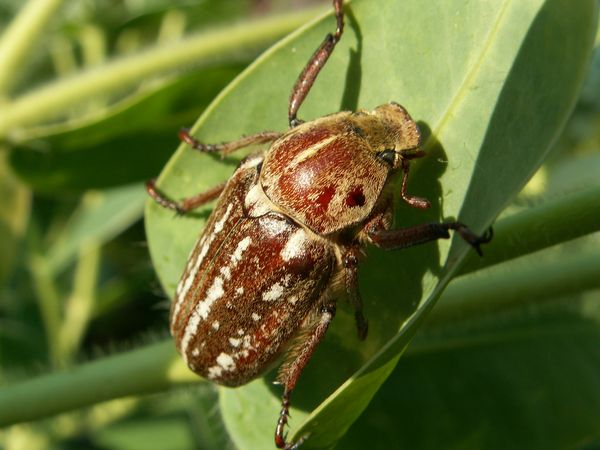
[275,303,336,449]
[343,246,368,340]
[146,179,226,214]
[147,129,281,213]
[179,129,282,156]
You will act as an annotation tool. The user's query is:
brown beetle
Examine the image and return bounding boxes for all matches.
[147,1,492,448]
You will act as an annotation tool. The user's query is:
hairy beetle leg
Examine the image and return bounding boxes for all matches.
[275,304,336,449]
[146,179,225,214]
[179,128,282,156]
[288,0,344,127]
[400,157,431,209]
[146,129,281,212]
[368,221,493,256]
[343,247,368,340]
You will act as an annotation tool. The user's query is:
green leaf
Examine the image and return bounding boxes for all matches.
[338,293,600,450]
[9,66,242,192]
[144,0,598,448]
[45,183,147,275]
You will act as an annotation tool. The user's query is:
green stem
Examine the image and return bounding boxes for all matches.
[0,340,195,426]
[429,248,600,326]
[57,244,100,364]
[0,7,321,138]
[0,0,65,95]
[29,255,62,365]
[459,184,600,275]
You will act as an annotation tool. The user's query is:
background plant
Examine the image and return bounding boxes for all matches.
[0,0,599,449]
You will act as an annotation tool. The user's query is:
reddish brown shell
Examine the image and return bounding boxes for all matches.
[170,157,334,386]
[260,112,390,235]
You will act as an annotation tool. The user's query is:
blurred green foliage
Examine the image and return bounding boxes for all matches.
[0,1,599,449]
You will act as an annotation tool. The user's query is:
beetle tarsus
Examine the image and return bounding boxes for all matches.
[454,224,494,256]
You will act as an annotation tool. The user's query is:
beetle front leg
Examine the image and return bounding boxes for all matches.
[275,304,336,449]
[179,129,282,156]
[343,246,368,340]
[288,0,344,127]
[368,221,493,256]
[399,155,431,210]
[146,179,225,214]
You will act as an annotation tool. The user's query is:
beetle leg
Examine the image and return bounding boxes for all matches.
[146,179,225,214]
[179,128,282,156]
[399,157,431,209]
[343,246,368,340]
[275,304,336,449]
[288,0,344,127]
[368,221,493,257]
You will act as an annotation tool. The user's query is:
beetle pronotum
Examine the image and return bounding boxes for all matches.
[147,1,492,448]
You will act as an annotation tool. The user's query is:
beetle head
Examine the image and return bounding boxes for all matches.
[353,102,422,171]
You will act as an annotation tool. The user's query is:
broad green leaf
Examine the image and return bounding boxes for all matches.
[315,231,600,450]
[338,281,600,449]
[145,0,597,448]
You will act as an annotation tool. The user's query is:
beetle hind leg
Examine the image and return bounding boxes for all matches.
[275,304,336,449]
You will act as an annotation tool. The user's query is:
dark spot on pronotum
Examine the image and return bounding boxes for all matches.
[345,186,366,207]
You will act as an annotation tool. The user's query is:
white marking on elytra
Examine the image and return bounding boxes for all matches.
[177,235,206,297]
[207,352,236,380]
[172,234,213,325]
[217,352,236,371]
[231,236,251,264]
[212,320,220,330]
[236,287,244,296]
[191,348,200,357]
[180,277,224,356]
[288,295,298,305]
[251,312,261,321]
[208,366,223,379]
[229,337,241,347]
[262,282,284,301]
[237,328,245,336]
[181,313,200,364]
[280,229,308,261]
[213,203,233,234]
[262,217,289,236]
[220,266,231,280]
[197,277,224,319]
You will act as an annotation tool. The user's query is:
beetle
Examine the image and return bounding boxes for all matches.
[147,0,492,448]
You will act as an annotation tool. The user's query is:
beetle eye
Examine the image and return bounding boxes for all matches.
[377,149,396,166]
